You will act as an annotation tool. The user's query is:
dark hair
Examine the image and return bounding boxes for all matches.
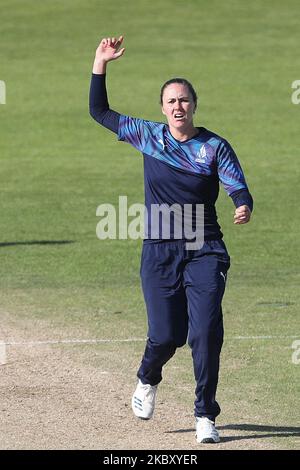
[160,78,198,110]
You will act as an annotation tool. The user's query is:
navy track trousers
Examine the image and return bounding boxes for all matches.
[137,239,230,420]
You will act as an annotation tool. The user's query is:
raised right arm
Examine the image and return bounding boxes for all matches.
[89,36,125,134]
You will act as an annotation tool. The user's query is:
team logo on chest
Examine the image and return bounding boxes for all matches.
[195,143,214,163]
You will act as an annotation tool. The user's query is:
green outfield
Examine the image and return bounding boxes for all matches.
[0,0,299,449]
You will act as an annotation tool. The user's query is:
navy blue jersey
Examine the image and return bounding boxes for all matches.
[89,74,253,241]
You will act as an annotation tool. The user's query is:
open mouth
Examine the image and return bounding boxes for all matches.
[174,113,185,120]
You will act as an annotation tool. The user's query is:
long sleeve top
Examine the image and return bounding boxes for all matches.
[90,73,253,242]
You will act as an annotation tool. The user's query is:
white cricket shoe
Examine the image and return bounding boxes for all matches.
[131,380,157,420]
[196,417,220,443]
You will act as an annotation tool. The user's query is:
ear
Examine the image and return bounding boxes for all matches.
[161,106,166,116]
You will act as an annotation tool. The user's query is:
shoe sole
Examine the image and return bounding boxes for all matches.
[132,409,153,420]
[197,437,220,443]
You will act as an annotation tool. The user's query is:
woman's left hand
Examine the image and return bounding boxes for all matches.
[234,205,251,224]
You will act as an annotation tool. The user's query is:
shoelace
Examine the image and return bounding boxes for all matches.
[140,383,156,400]
[197,418,217,435]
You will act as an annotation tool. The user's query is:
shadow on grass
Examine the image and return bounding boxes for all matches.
[165,423,300,442]
[0,240,75,248]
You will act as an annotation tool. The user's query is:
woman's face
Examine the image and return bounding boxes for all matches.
[161,83,196,131]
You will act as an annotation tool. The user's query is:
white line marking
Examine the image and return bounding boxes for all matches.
[231,335,300,340]
[3,338,146,346]
[0,341,7,365]
[1,335,299,347]
[0,80,6,105]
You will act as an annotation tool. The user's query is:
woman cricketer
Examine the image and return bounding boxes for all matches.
[89,36,253,444]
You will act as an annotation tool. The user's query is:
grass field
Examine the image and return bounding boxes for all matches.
[1,0,299,449]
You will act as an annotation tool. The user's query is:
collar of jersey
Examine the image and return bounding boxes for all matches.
[165,126,206,144]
